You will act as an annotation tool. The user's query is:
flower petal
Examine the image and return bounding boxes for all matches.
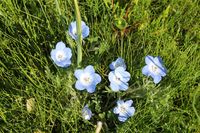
[110,83,120,92]
[118,115,128,122]
[74,70,83,79]
[94,73,101,84]
[56,41,66,49]
[159,67,167,77]
[50,49,57,61]
[87,84,96,93]
[153,57,167,76]
[120,72,131,83]
[115,66,126,72]
[114,67,130,83]
[153,75,162,84]
[85,65,95,74]
[109,62,115,70]
[125,100,133,107]
[119,82,129,91]
[110,58,127,70]
[68,21,77,40]
[68,32,77,40]
[115,58,126,69]
[82,25,89,39]
[126,107,135,117]
[145,55,154,65]
[117,100,124,106]
[81,21,86,26]
[63,48,72,59]
[53,59,71,67]
[142,65,150,76]
[108,71,115,82]
[60,59,71,67]
[75,81,85,90]
[154,56,164,67]
[113,107,120,114]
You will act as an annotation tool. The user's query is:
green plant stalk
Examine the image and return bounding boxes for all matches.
[192,87,200,125]
[74,0,82,67]
[120,31,124,57]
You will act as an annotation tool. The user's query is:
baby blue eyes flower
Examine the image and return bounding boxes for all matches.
[109,57,127,70]
[74,65,101,93]
[68,21,90,40]
[142,55,167,84]
[50,41,72,68]
[113,100,135,122]
[108,67,131,92]
[82,105,92,120]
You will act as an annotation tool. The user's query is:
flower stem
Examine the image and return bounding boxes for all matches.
[120,32,124,57]
[74,0,82,67]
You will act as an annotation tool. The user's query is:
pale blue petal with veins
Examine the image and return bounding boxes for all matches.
[109,57,127,70]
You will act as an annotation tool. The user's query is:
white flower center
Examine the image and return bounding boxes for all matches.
[56,51,65,61]
[73,28,77,35]
[113,75,121,84]
[119,104,127,114]
[149,64,160,75]
[80,73,93,86]
[113,72,123,84]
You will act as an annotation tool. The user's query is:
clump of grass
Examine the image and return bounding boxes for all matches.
[0,0,199,132]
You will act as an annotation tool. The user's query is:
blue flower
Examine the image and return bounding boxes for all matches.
[113,100,135,122]
[108,67,131,92]
[74,65,101,93]
[68,21,89,40]
[109,57,127,70]
[50,41,72,68]
[142,55,167,84]
[82,105,92,120]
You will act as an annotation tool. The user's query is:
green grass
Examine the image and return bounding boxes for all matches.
[0,0,200,132]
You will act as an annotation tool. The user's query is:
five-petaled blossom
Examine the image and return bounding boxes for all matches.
[82,105,92,120]
[68,21,89,40]
[74,65,101,93]
[108,67,131,92]
[50,41,72,68]
[113,100,135,122]
[142,55,167,84]
[109,57,127,70]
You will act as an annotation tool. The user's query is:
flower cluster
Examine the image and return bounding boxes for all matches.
[108,62,131,92]
[50,20,167,123]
